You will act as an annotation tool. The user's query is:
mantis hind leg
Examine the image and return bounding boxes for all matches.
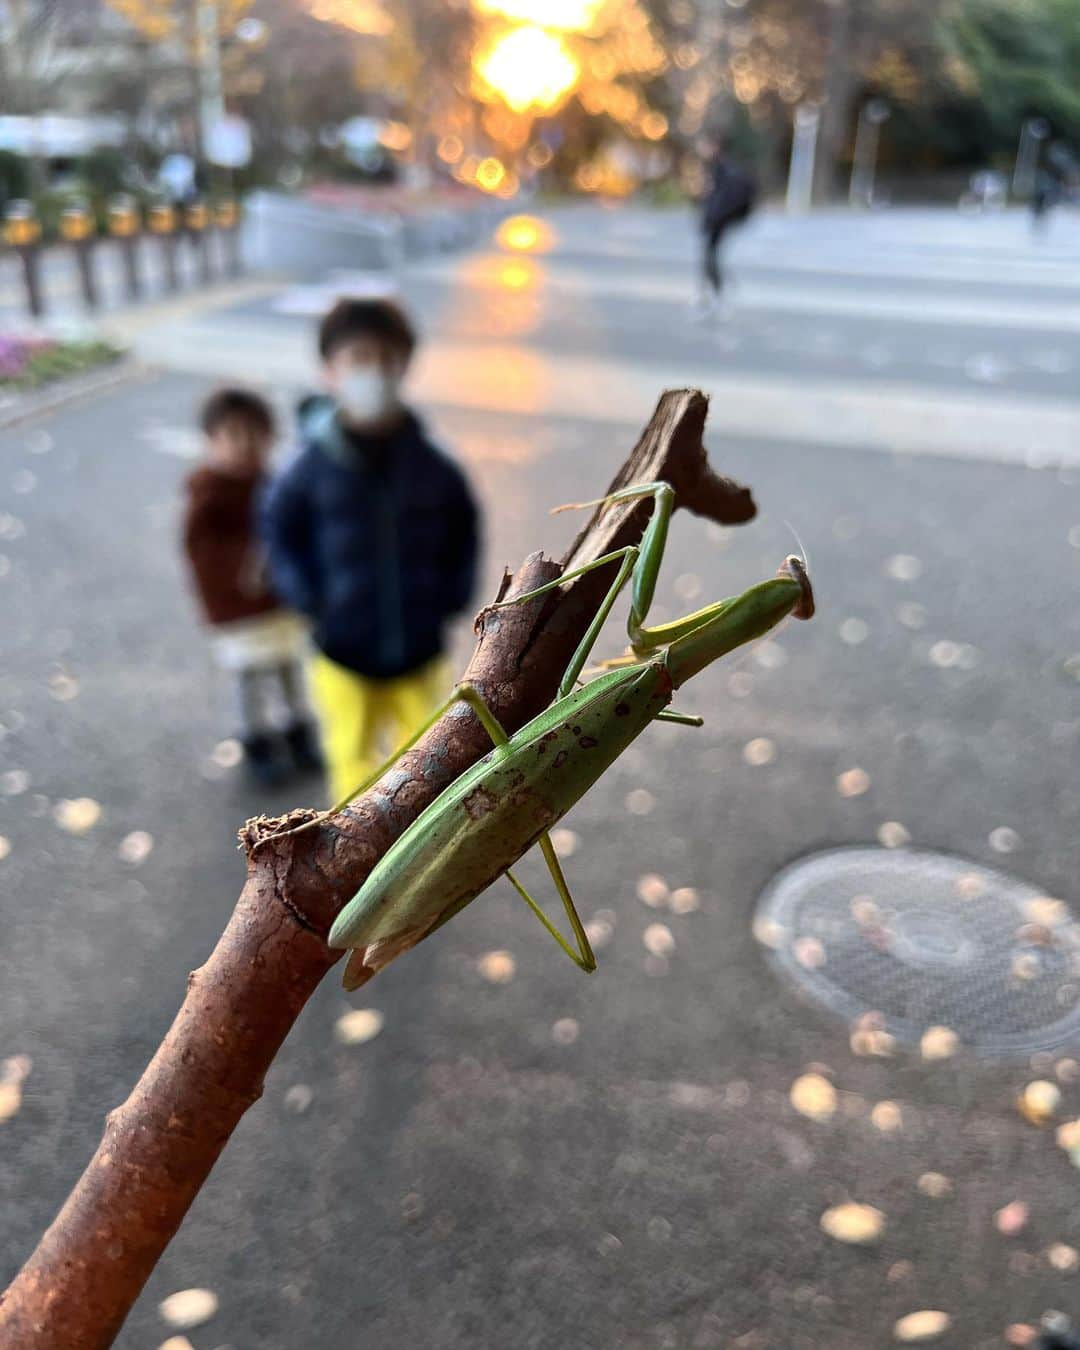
[505,832,596,972]
[256,682,509,851]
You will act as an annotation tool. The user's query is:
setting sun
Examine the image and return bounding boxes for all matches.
[472,0,606,33]
[474,26,581,114]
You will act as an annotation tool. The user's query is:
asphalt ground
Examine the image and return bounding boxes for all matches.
[2,204,1080,1349]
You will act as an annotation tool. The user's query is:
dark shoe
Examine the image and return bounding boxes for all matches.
[283,720,323,775]
[242,732,290,788]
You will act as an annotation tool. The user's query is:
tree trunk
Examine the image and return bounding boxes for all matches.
[815,0,856,203]
[0,389,756,1350]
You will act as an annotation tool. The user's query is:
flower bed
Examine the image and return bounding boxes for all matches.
[0,334,123,391]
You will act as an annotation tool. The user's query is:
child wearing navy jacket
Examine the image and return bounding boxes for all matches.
[262,298,480,803]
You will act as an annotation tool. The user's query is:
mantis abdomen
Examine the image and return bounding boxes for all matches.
[329,661,669,954]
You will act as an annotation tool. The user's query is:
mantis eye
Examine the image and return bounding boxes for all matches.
[779,555,814,620]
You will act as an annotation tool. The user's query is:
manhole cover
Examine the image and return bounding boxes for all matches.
[755,848,1080,1057]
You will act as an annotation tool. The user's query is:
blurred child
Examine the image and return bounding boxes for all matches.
[262,298,480,804]
[183,387,320,786]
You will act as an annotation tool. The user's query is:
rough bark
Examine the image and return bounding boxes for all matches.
[0,389,755,1350]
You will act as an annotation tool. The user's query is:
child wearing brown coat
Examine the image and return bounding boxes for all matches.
[182,387,319,785]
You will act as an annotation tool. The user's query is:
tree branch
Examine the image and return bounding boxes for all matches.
[0,389,755,1350]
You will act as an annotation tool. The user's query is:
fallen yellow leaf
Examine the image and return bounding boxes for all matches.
[1047,1242,1079,1272]
[1056,1120,1080,1150]
[158,1287,218,1329]
[790,1073,837,1122]
[477,950,516,984]
[920,1026,959,1061]
[871,1100,903,1133]
[1018,1080,1061,1125]
[334,1009,384,1046]
[0,1081,21,1122]
[894,1310,951,1341]
[820,1202,884,1245]
[53,797,102,835]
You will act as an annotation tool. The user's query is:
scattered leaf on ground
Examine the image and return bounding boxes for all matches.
[820,1203,884,1245]
[989,826,1021,854]
[794,936,826,969]
[636,874,669,908]
[584,916,614,950]
[53,797,102,835]
[871,1101,903,1133]
[625,788,655,816]
[551,1018,579,1045]
[1024,897,1068,927]
[1047,1242,1080,1272]
[1,1055,31,1084]
[837,768,870,797]
[0,836,9,862]
[477,951,516,984]
[917,1173,951,1199]
[877,821,911,848]
[334,1009,384,1045]
[643,923,675,957]
[669,887,699,914]
[995,1202,1029,1237]
[920,1026,959,1061]
[210,738,243,768]
[1056,1119,1080,1151]
[118,831,154,865]
[894,1310,950,1342]
[743,737,776,766]
[790,1073,837,1123]
[1018,1080,1060,1125]
[550,827,578,858]
[1004,1326,1038,1347]
[752,915,785,949]
[284,1084,313,1114]
[885,554,923,582]
[0,1082,21,1122]
[158,1288,219,1329]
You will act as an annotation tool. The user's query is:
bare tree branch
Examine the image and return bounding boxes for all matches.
[0,389,754,1350]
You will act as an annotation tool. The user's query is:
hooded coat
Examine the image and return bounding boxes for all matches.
[261,398,480,680]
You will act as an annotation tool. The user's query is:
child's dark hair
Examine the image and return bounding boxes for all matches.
[318,297,417,363]
[200,387,276,438]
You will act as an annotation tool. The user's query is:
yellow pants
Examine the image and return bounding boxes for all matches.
[308,651,448,805]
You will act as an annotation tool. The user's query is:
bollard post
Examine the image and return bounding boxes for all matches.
[108,194,143,302]
[786,104,822,214]
[3,201,45,319]
[59,202,99,311]
[186,200,213,284]
[213,197,241,277]
[849,99,890,209]
[148,203,180,290]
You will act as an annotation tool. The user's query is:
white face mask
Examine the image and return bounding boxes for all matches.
[337,367,399,425]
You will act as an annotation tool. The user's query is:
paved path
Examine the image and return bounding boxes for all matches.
[1,205,1079,1349]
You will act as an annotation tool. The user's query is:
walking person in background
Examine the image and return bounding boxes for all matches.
[696,133,757,316]
[262,298,480,805]
[182,388,321,787]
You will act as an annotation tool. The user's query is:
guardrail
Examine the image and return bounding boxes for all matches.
[2,195,243,320]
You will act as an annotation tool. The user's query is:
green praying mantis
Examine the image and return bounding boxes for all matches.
[313,480,814,990]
